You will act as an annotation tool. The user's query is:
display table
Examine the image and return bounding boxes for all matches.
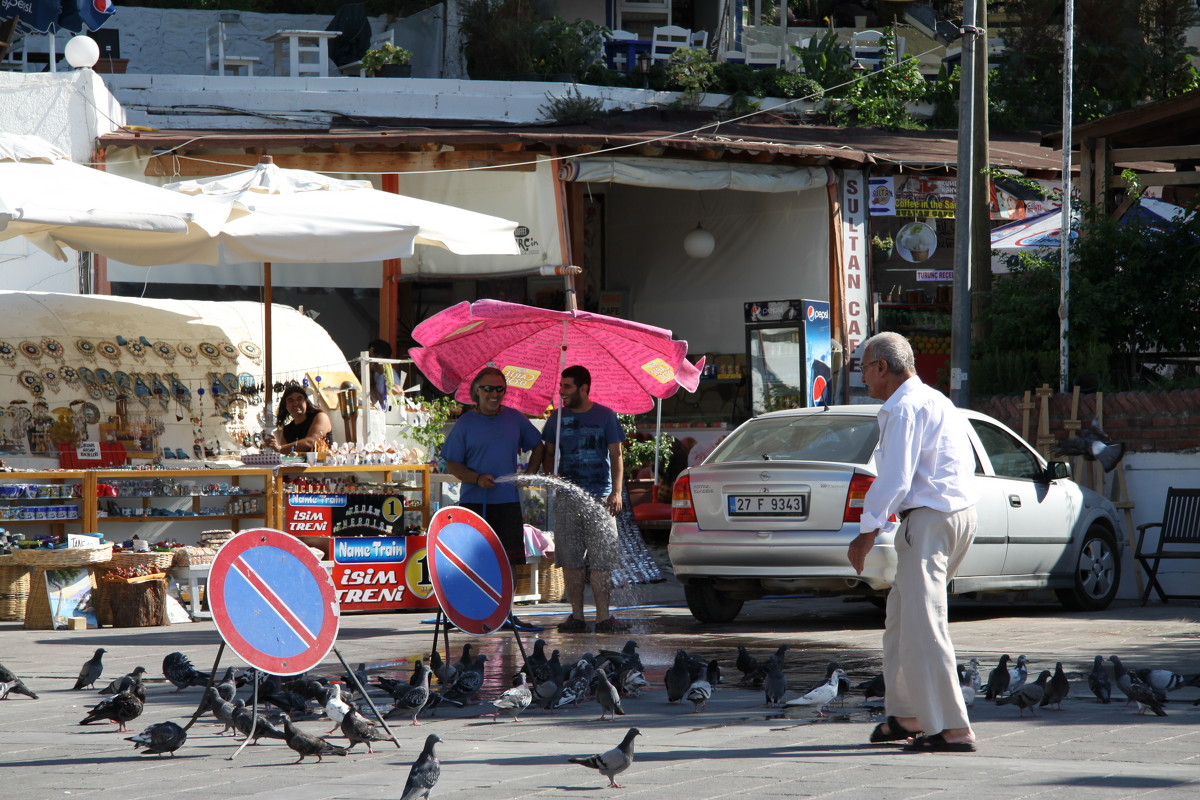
[171,559,334,620]
[262,29,340,77]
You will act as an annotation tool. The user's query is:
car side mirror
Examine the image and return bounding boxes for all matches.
[1045,461,1071,481]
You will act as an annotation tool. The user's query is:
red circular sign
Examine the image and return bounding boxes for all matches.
[427,506,513,635]
[208,529,339,675]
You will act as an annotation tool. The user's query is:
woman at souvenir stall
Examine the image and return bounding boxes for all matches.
[264,385,332,454]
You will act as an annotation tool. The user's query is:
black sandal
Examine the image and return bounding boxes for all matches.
[869,715,920,744]
[903,733,976,753]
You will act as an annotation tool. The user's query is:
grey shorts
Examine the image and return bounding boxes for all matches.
[552,497,621,571]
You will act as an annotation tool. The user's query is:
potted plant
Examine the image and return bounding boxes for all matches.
[361,42,414,77]
[404,396,461,467]
[532,16,606,81]
[618,415,675,505]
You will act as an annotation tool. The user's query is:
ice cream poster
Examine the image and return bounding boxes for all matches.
[44,568,97,630]
[868,177,896,216]
[894,222,938,263]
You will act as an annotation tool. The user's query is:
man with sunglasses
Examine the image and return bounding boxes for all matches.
[443,366,545,631]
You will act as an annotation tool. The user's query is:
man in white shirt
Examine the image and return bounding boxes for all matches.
[847,331,978,753]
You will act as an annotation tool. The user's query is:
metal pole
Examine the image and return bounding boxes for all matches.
[1059,0,1074,394]
[332,646,401,749]
[359,349,370,444]
[950,1,981,407]
[183,641,225,731]
[228,670,258,760]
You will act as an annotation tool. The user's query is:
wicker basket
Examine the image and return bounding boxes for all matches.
[23,567,100,630]
[0,553,31,621]
[110,550,178,571]
[11,542,113,567]
[513,558,565,604]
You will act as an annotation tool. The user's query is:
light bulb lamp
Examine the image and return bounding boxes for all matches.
[64,35,100,70]
[683,224,715,259]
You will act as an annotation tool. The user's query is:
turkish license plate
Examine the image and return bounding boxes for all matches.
[728,494,807,516]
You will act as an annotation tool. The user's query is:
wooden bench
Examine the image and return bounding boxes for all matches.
[1134,487,1200,604]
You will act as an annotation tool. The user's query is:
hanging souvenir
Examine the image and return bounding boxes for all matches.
[149,373,171,411]
[60,365,80,390]
[40,368,61,394]
[41,338,64,360]
[237,340,263,365]
[75,338,97,360]
[94,368,119,402]
[126,340,147,363]
[153,341,176,363]
[113,371,134,396]
[133,373,153,407]
[178,343,199,365]
[0,341,15,363]
[18,341,42,363]
[198,341,222,365]
[219,372,240,396]
[79,401,101,425]
[17,370,44,397]
[97,340,121,362]
[167,373,191,410]
[219,342,239,362]
[77,367,103,401]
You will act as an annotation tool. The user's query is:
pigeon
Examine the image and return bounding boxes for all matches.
[454,642,474,674]
[1040,662,1070,710]
[232,699,288,743]
[74,648,106,690]
[1008,655,1030,695]
[1109,655,1138,706]
[339,662,371,697]
[126,721,187,756]
[387,663,432,726]
[1088,655,1112,703]
[280,713,349,764]
[569,727,641,789]
[961,657,983,692]
[1125,671,1168,716]
[858,673,885,701]
[260,675,312,716]
[79,689,144,731]
[750,645,790,686]
[705,659,722,687]
[664,650,691,703]
[100,666,147,695]
[811,661,851,705]
[984,654,1011,700]
[0,661,37,699]
[686,677,712,712]
[492,673,533,722]
[285,674,331,704]
[549,658,595,710]
[782,669,845,717]
[1137,667,1185,696]
[958,665,977,707]
[1053,419,1125,472]
[161,651,209,692]
[429,650,456,686]
[207,687,239,735]
[522,638,551,685]
[763,659,787,707]
[997,670,1050,717]
[401,733,442,800]
[598,640,643,674]
[323,682,351,734]
[594,669,625,721]
[443,654,488,704]
[735,646,759,684]
[341,706,390,752]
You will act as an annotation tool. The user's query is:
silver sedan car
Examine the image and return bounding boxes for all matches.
[668,405,1124,623]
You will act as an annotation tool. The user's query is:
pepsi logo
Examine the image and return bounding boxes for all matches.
[94,0,114,11]
[806,305,830,322]
[811,375,827,405]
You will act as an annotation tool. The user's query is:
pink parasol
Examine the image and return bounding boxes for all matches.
[409,299,704,415]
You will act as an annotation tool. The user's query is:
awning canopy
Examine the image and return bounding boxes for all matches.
[559,156,833,193]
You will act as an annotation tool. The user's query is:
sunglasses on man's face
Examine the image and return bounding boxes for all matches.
[479,385,507,394]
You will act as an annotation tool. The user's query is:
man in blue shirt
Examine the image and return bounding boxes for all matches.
[536,365,627,633]
[443,366,545,630]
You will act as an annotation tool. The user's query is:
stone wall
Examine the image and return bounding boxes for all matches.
[973,389,1200,454]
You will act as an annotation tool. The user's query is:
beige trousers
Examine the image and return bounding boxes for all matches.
[882,505,977,734]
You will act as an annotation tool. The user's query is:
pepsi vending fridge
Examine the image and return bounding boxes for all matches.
[745,299,832,416]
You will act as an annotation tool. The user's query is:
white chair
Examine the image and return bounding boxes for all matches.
[206,22,261,76]
[689,29,709,51]
[720,49,746,64]
[339,28,394,77]
[851,29,884,71]
[745,43,782,69]
[650,25,690,62]
[0,18,27,72]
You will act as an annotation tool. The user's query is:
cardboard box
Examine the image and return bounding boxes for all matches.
[66,617,88,630]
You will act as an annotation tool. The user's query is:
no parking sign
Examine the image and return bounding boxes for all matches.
[208,528,340,675]
[427,506,514,635]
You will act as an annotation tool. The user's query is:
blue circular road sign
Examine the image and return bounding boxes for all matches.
[209,528,340,675]
[427,506,514,635]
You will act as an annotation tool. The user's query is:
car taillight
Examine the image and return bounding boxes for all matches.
[843,473,875,523]
[672,474,697,523]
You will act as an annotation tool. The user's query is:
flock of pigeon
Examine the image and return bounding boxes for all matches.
[2,639,1197,795]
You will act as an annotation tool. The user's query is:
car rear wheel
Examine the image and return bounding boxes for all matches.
[1055,524,1120,611]
[684,581,744,623]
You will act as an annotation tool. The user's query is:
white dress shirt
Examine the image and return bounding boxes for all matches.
[860,376,977,534]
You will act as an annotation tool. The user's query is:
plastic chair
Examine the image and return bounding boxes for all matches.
[689,29,709,51]
[745,43,782,69]
[650,24,690,62]
[206,21,261,76]
[851,29,884,71]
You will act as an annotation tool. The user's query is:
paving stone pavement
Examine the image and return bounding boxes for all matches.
[2,578,1200,800]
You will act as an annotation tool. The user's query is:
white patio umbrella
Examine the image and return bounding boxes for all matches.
[0,133,228,257]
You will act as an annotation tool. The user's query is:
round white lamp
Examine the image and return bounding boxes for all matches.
[683,224,715,259]
[64,36,101,69]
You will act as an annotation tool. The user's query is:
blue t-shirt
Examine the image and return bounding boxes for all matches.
[442,407,542,504]
[542,403,625,498]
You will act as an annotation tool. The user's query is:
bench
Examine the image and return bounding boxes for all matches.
[1134,487,1200,604]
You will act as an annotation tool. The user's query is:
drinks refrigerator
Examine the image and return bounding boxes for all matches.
[744,299,832,416]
